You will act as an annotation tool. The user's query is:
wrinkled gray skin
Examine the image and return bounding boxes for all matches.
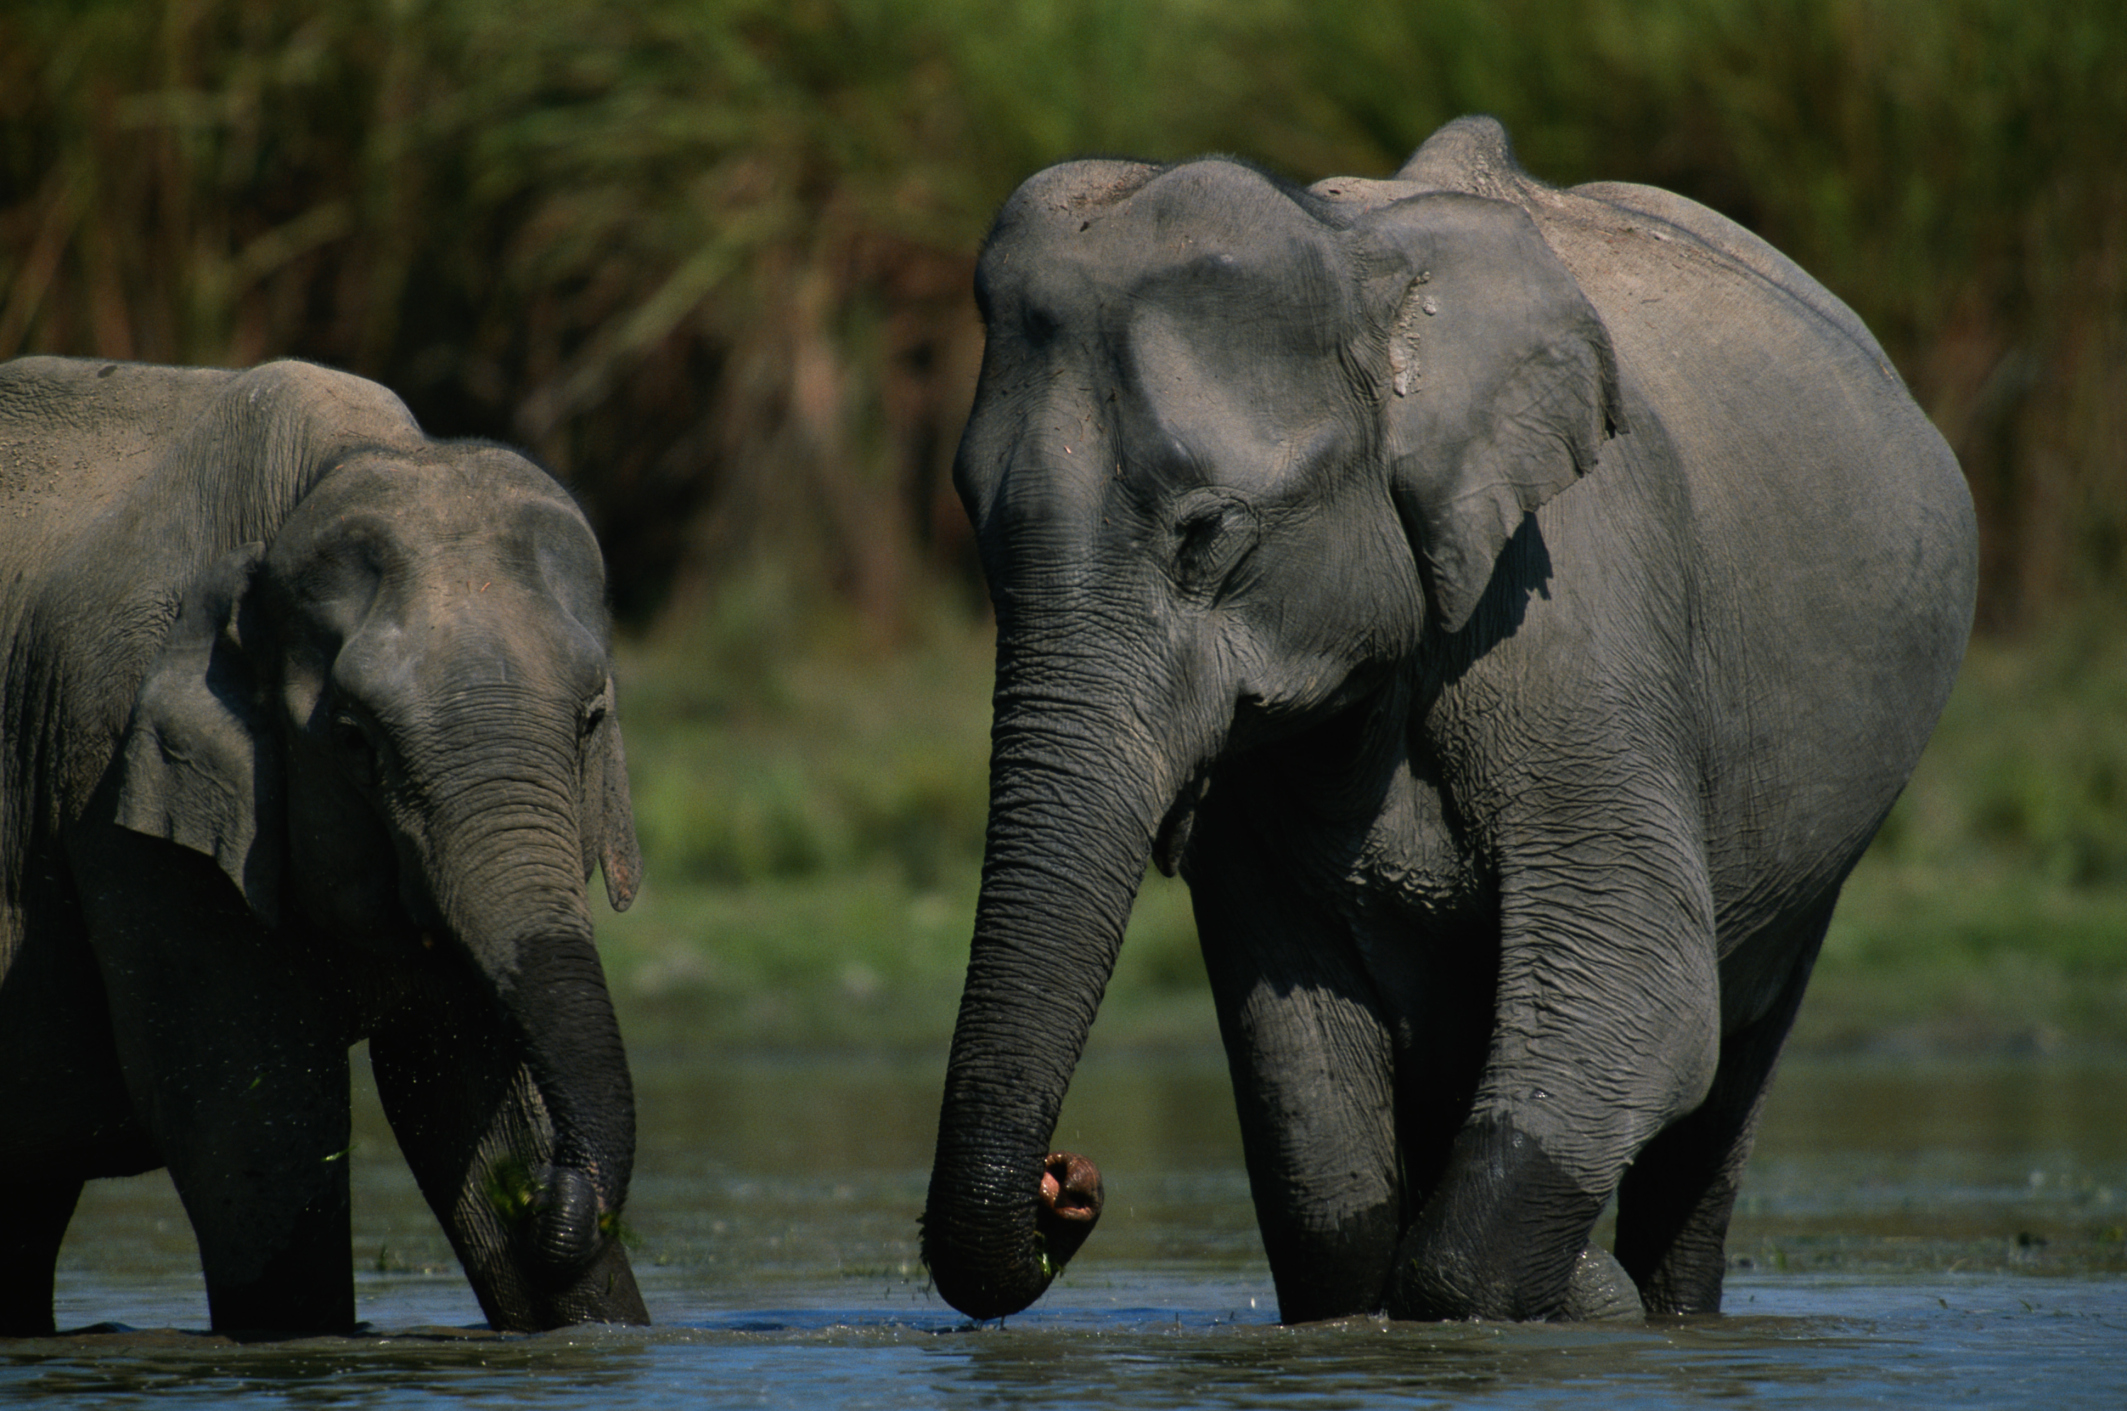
[0,357,647,1336]
[922,118,1977,1324]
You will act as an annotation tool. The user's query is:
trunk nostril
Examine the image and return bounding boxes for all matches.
[1035,1149,1105,1275]
[1039,1151,1104,1223]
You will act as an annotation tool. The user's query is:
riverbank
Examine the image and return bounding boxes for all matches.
[598,587,2127,1057]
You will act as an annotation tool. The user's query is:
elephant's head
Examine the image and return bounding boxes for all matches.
[921,159,1620,1318]
[112,439,644,1326]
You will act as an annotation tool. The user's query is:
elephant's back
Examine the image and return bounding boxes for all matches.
[1562,181,1894,373]
[0,359,237,572]
[1527,190,1974,651]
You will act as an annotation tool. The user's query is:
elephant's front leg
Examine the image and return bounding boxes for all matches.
[171,1047,354,1334]
[75,833,357,1333]
[1190,840,1404,1324]
[1385,827,1721,1322]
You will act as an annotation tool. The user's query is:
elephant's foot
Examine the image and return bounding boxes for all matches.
[1559,1244,1645,1322]
[1383,1118,1610,1321]
[1035,1151,1104,1273]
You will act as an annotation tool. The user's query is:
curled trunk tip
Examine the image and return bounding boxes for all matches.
[925,675,1192,1320]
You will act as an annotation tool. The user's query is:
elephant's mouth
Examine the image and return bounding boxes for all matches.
[1153,771,1211,877]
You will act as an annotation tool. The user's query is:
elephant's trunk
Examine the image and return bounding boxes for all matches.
[481,916,634,1279]
[923,656,1195,1319]
[422,726,635,1284]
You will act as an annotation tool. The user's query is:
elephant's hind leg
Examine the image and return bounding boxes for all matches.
[0,1176,83,1336]
[1613,900,1829,1314]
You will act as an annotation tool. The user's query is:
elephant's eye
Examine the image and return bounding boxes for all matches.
[1171,490,1258,596]
[332,715,379,788]
[579,685,610,740]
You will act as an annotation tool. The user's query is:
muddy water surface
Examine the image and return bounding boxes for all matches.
[9,1049,2127,1407]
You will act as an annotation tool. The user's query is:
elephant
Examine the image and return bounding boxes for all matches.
[0,356,648,1335]
[920,117,1977,1324]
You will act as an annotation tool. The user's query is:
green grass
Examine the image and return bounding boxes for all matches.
[600,582,2127,1054]
[594,567,1211,1051]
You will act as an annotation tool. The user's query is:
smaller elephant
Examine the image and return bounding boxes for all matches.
[0,356,648,1335]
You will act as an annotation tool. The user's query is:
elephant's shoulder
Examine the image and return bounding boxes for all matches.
[1393,116,1547,207]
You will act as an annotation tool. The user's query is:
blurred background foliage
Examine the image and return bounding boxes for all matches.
[5,0,2123,1048]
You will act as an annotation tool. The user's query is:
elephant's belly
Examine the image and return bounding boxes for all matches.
[0,1041,158,1175]
[1707,888,1836,1034]
[0,931,159,1174]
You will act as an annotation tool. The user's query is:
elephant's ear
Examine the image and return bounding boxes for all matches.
[114,543,284,926]
[1355,191,1623,634]
[584,678,642,913]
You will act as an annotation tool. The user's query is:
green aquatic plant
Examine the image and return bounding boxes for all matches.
[484,1155,544,1227]
[484,1154,636,1245]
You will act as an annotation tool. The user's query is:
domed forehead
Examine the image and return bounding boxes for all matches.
[988,159,1352,326]
[273,443,602,585]
[307,445,584,531]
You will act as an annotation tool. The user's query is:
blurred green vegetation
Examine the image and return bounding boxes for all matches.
[598,580,2127,1054]
[1802,611,2127,1053]
[7,0,2124,1051]
[597,567,1211,1050]
[5,0,2119,625]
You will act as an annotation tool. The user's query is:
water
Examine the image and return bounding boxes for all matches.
[10,1048,2127,1406]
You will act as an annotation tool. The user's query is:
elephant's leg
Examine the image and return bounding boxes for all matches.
[174,1055,353,1334]
[1384,819,1722,1322]
[370,999,647,1331]
[1380,917,1497,1215]
[1191,840,1403,1324]
[1373,918,1653,1321]
[131,1024,353,1333]
[1614,902,1829,1314]
[0,1176,83,1336]
[125,1032,352,1333]
[72,833,357,1333]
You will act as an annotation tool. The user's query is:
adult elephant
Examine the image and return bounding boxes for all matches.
[921,117,1977,1324]
[0,356,648,1335]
